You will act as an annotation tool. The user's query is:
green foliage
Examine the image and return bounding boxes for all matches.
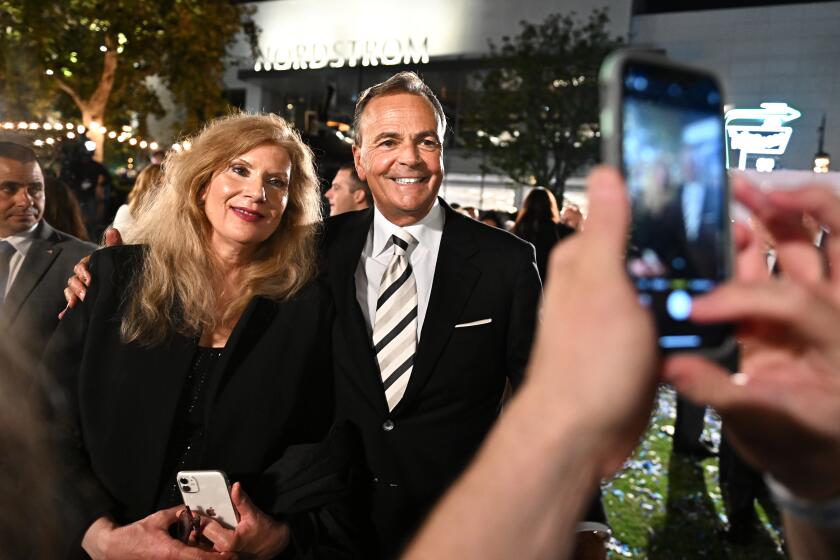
[0,0,257,137]
[461,9,622,199]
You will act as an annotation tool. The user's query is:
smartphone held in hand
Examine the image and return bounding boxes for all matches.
[177,470,239,530]
[600,51,735,354]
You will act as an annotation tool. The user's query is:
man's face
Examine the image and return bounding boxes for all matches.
[324,168,366,216]
[353,93,444,226]
[0,157,45,238]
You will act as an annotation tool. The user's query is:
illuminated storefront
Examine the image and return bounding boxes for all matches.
[224,0,840,207]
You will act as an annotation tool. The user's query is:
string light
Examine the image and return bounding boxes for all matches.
[0,118,165,152]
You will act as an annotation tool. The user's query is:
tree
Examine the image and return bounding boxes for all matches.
[460,9,622,201]
[0,0,258,161]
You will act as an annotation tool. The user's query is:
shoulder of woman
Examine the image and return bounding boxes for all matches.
[92,244,146,268]
[87,245,148,293]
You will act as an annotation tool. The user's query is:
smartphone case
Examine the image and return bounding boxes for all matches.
[177,470,239,529]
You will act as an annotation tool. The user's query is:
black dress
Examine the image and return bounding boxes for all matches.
[156,346,225,510]
[45,245,363,559]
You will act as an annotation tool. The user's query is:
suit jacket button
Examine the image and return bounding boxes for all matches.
[382,419,395,432]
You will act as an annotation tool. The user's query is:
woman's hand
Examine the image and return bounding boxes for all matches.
[200,483,291,560]
[81,508,234,560]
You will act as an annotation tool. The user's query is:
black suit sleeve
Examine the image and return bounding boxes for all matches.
[506,245,542,391]
[42,249,119,554]
[251,290,364,559]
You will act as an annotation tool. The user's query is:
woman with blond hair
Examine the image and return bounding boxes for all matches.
[46,113,353,559]
[110,163,163,235]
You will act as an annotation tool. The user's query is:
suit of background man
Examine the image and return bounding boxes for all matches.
[321,73,542,558]
[324,163,371,216]
[0,140,96,360]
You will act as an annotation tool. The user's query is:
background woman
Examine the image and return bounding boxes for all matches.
[111,163,163,235]
[512,187,575,282]
[44,175,91,241]
[46,113,352,559]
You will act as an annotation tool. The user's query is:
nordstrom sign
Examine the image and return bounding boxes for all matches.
[253,37,430,72]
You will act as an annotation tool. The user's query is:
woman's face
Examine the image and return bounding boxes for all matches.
[202,143,291,256]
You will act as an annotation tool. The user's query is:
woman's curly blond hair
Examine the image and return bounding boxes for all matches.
[121,113,322,346]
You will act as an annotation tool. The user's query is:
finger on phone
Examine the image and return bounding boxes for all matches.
[767,186,840,233]
[691,280,834,345]
[733,222,768,283]
[734,180,812,244]
[582,166,630,260]
[198,516,237,552]
[774,240,825,285]
[662,354,742,412]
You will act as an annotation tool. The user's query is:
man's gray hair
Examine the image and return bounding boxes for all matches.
[352,71,447,146]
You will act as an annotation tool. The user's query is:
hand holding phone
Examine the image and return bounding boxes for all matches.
[177,470,239,530]
[600,51,735,355]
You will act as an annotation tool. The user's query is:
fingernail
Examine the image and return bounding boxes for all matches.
[79,290,86,301]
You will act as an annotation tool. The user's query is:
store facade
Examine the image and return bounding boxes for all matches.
[224,0,840,209]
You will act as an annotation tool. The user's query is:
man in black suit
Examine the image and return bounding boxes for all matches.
[321,72,543,558]
[0,139,95,360]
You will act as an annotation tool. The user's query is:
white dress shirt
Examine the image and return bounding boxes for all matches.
[355,200,445,340]
[1,222,39,298]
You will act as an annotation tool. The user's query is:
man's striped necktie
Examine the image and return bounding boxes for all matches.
[373,230,418,411]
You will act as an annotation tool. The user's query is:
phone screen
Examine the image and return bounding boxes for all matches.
[621,61,731,351]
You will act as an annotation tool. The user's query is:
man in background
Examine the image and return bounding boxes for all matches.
[0,138,95,359]
[324,163,371,216]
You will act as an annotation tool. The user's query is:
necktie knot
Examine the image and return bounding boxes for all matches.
[390,231,416,256]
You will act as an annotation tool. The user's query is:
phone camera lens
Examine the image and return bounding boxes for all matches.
[179,478,189,485]
[182,485,192,492]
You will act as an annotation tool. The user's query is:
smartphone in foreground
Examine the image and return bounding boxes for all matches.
[177,470,239,530]
[600,51,734,354]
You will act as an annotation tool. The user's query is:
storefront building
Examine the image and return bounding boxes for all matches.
[224,0,840,209]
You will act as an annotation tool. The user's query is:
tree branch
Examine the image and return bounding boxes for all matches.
[87,35,119,118]
[54,77,86,112]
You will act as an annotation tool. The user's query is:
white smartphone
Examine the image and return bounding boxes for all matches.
[177,470,239,529]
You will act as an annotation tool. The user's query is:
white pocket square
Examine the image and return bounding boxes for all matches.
[455,318,492,328]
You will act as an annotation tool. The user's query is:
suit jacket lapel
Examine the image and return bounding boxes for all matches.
[329,209,389,412]
[5,222,60,322]
[395,203,480,413]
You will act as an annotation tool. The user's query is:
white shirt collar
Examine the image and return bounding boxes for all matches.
[372,199,444,258]
[1,221,39,257]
